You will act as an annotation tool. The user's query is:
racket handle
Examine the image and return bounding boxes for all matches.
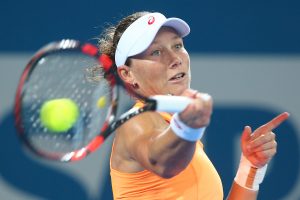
[150,95,192,113]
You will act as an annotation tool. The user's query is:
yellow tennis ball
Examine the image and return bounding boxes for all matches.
[40,98,79,133]
[97,96,106,108]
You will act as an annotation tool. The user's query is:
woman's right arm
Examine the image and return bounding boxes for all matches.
[120,89,213,178]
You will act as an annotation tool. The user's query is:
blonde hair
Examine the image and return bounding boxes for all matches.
[86,12,150,83]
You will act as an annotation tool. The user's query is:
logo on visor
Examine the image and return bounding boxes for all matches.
[148,16,155,25]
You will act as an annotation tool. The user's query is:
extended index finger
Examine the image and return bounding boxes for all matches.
[253,112,290,138]
[263,112,290,131]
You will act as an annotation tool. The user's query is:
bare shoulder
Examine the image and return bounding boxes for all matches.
[117,111,168,142]
[111,111,167,172]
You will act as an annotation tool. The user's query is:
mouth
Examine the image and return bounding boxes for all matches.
[169,72,186,81]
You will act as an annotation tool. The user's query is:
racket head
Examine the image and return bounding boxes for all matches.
[14,39,119,162]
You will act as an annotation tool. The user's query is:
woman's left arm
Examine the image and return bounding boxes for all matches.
[227,112,290,200]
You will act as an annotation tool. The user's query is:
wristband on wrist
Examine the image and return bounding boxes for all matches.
[234,154,268,191]
[170,113,206,142]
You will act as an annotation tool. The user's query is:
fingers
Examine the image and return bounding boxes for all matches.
[241,126,252,155]
[248,132,276,150]
[193,92,213,116]
[252,112,290,139]
[241,112,289,167]
[180,89,211,102]
[179,89,213,128]
[243,131,277,167]
[180,89,201,99]
[241,126,252,142]
[264,112,290,131]
[255,148,277,160]
[251,140,277,154]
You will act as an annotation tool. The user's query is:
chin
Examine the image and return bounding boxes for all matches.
[167,80,190,96]
[170,87,189,96]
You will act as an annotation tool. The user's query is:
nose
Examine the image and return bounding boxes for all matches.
[168,51,182,69]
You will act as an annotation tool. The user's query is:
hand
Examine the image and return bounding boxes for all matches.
[241,112,290,167]
[179,89,213,128]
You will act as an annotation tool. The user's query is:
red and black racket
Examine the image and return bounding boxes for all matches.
[14,39,191,162]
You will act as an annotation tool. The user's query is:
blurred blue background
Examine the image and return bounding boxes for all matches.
[1,0,300,53]
[0,0,299,199]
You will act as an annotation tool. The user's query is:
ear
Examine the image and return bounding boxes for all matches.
[117,65,134,85]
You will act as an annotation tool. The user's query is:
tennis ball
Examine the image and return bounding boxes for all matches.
[40,98,79,133]
[97,96,107,108]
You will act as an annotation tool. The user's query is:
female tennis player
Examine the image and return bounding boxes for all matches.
[97,11,289,199]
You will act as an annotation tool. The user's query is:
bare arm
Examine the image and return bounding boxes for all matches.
[227,182,258,200]
[128,119,197,178]
[122,89,212,178]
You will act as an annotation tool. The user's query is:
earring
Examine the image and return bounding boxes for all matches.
[132,82,139,89]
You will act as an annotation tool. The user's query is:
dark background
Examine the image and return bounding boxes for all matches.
[1,0,299,54]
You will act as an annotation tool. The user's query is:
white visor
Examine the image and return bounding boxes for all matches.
[115,12,190,67]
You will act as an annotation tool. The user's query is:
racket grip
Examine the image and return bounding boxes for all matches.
[150,95,192,113]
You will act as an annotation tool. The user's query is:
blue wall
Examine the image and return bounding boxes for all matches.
[1,0,300,53]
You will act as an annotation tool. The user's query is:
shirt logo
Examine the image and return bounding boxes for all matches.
[148,16,155,25]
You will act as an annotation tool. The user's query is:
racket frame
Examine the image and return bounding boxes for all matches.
[14,39,182,162]
[14,39,120,161]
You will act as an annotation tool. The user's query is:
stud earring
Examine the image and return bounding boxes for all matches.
[132,82,139,89]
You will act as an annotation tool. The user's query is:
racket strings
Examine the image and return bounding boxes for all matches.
[21,51,113,154]
[84,65,105,83]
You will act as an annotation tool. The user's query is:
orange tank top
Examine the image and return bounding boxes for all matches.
[110,103,223,200]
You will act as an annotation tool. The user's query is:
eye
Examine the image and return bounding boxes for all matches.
[151,50,161,56]
[175,43,183,49]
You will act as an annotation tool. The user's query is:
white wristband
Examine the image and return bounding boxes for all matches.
[234,154,268,191]
[170,113,206,142]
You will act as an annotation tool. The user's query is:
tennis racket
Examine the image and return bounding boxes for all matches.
[14,39,191,162]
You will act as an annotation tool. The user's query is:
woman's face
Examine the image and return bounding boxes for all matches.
[126,27,191,97]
